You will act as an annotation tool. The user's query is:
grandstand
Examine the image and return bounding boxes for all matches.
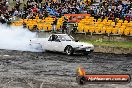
[0,0,132,36]
[10,14,132,36]
[77,16,132,36]
[11,15,64,32]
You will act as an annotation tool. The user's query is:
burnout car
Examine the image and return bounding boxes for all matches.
[30,34,94,55]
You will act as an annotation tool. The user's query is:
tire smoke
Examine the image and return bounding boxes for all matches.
[0,24,43,52]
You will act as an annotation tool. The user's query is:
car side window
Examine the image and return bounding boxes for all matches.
[55,36,61,42]
[52,35,57,41]
[48,35,58,41]
[48,36,52,41]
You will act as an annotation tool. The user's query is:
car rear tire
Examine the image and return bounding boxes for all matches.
[65,46,74,55]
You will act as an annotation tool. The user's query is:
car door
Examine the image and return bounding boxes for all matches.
[51,35,64,52]
[45,35,54,51]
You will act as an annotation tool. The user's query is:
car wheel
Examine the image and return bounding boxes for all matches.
[65,46,74,55]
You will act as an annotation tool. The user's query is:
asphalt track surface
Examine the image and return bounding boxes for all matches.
[0,50,131,88]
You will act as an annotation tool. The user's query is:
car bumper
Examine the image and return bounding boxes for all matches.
[73,48,94,53]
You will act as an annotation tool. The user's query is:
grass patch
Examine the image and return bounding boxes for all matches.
[81,39,132,48]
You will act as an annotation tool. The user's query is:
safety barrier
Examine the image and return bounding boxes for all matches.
[64,14,90,23]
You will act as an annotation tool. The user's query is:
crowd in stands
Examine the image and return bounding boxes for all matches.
[0,0,131,24]
[92,0,132,22]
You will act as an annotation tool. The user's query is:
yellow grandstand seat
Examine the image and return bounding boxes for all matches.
[122,23,128,27]
[97,19,102,22]
[108,20,112,23]
[89,17,94,19]
[14,21,23,26]
[103,19,107,22]
[102,20,107,25]
[89,21,95,25]
[85,20,90,25]
[112,27,119,34]
[23,19,28,23]
[28,19,33,22]
[124,20,128,23]
[32,22,37,25]
[95,21,101,25]
[27,19,33,24]
[106,27,112,35]
[89,26,95,34]
[120,26,126,29]
[116,18,119,22]
[36,19,40,22]
[41,19,45,23]
[130,22,132,27]
[78,23,84,32]
[80,20,85,24]
[127,22,132,27]
[98,24,103,27]
[118,28,124,35]
[42,25,47,31]
[116,23,122,27]
[37,24,43,30]
[86,16,90,19]
[56,24,61,30]
[101,26,107,34]
[95,26,101,34]
[124,29,130,35]
[27,24,34,30]
[105,22,111,26]
[33,19,37,22]
[35,17,39,19]
[111,22,115,26]
[118,20,123,23]
[129,29,132,36]
[84,26,89,32]
[47,25,52,31]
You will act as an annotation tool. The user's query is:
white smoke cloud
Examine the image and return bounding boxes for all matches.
[0,24,43,52]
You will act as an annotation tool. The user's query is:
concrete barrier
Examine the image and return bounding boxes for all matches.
[94,45,132,54]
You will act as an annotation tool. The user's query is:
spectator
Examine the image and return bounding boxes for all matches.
[125,15,131,22]
[52,17,57,32]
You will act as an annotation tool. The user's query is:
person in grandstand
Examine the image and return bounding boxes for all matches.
[52,17,58,32]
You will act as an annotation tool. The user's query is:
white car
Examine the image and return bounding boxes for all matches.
[30,34,94,55]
